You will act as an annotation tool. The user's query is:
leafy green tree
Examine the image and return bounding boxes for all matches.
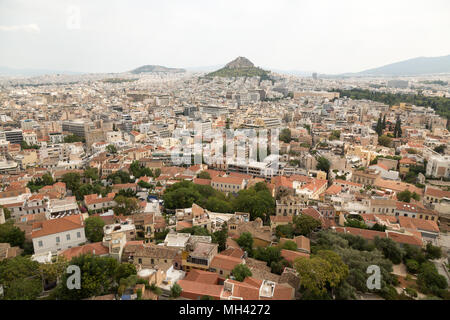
[253,246,282,267]
[374,237,403,264]
[138,180,152,189]
[115,263,137,281]
[232,184,275,220]
[434,145,446,154]
[212,224,228,252]
[328,130,341,140]
[231,264,252,282]
[394,117,402,138]
[52,254,119,300]
[107,170,132,184]
[378,135,392,147]
[148,283,163,296]
[170,283,182,298]
[42,173,54,186]
[411,192,420,201]
[205,197,233,213]
[237,232,254,256]
[197,171,211,179]
[179,226,211,237]
[2,277,43,300]
[0,256,42,300]
[39,256,68,286]
[316,156,331,173]
[64,135,85,143]
[106,144,118,154]
[0,221,25,247]
[405,259,420,274]
[275,224,295,239]
[163,187,201,209]
[293,214,321,236]
[84,216,105,242]
[344,218,368,229]
[279,128,292,143]
[62,172,81,193]
[1,206,11,220]
[84,167,99,181]
[113,196,140,216]
[425,242,442,260]
[397,190,413,203]
[281,240,297,251]
[294,255,337,297]
[375,116,383,136]
[270,259,291,275]
[417,262,448,295]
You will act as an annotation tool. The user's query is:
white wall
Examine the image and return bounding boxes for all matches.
[33,227,86,254]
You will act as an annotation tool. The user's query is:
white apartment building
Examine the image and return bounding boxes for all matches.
[426,155,450,178]
[31,214,86,255]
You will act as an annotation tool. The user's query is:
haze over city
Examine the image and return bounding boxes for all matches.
[1,0,450,74]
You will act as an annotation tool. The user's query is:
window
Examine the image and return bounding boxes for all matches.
[138,258,142,264]
[38,240,43,247]
[66,234,71,240]
[77,232,81,238]
[56,236,60,243]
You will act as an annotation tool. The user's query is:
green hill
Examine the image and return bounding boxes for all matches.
[206,57,271,79]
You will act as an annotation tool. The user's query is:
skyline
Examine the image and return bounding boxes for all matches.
[0,0,450,74]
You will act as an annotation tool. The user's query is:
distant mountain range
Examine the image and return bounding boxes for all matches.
[130,65,185,74]
[2,54,449,78]
[206,57,271,79]
[340,54,450,77]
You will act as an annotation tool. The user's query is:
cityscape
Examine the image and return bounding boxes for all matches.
[0,0,449,308]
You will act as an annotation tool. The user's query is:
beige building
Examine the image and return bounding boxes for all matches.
[211,176,246,193]
[276,195,304,216]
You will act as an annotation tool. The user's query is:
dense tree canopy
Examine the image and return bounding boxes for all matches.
[52,254,121,300]
[84,216,105,242]
[0,256,42,300]
[236,232,254,256]
[0,220,25,247]
[113,196,139,216]
[232,264,252,282]
[316,157,331,173]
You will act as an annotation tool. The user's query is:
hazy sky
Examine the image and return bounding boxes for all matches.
[1,0,449,74]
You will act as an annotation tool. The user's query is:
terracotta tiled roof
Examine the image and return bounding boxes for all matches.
[220,247,244,259]
[31,214,84,239]
[398,216,440,233]
[281,249,310,263]
[60,242,109,260]
[387,231,423,246]
[210,254,243,271]
[425,187,450,199]
[325,184,342,195]
[193,178,211,186]
[212,175,244,185]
